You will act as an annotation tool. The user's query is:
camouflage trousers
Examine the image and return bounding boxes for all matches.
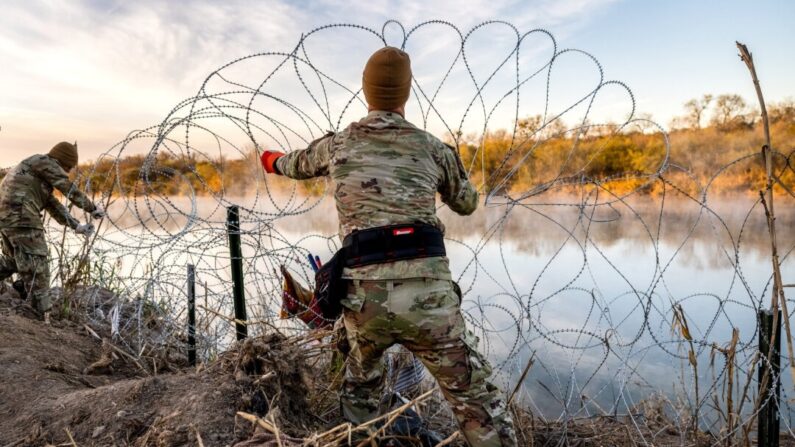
[0,228,51,313]
[340,278,517,447]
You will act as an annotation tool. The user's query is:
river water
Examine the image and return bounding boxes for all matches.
[86,192,795,425]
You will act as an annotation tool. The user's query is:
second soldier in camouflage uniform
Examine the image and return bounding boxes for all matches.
[0,142,103,321]
[261,47,517,446]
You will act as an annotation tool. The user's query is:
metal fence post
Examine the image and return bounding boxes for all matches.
[227,205,248,340]
[758,309,781,446]
[187,264,196,366]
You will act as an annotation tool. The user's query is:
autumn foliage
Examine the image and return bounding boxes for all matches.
[456,96,794,198]
[3,96,792,199]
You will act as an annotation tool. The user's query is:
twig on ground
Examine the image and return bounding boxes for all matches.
[355,389,435,447]
[192,425,205,447]
[64,428,78,447]
[237,411,279,434]
[436,431,460,447]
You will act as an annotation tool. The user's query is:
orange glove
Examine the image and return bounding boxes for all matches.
[260,150,285,174]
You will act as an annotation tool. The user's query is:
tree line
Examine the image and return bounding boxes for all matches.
[457,95,794,196]
[1,94,793,199]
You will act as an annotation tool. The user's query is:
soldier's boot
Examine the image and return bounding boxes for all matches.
[12,279,27,299]
[26,286,53,323]
[377,404,443,447]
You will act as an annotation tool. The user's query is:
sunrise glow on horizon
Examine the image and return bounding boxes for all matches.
[1,0,792,165]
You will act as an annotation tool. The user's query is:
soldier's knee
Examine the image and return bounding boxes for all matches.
[0,251,17,273]
[434,341,493,394]
[16,251,49,277]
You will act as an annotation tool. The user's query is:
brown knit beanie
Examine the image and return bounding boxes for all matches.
[362,47,412,110]
[48,141,78,171]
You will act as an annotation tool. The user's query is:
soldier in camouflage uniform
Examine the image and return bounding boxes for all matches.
[0,142,103,321]
[261,47,517,446]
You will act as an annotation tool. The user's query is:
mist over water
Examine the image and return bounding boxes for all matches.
[90,193,795,422]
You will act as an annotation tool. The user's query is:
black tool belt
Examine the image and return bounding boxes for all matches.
[314,223,446,321]
[343,223,446,268]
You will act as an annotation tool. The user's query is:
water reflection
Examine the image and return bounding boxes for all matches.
[91,194,795,423]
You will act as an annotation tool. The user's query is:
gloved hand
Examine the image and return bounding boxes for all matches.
[75,223,95,237]
[260,150,285,174]
[91,206,106,220]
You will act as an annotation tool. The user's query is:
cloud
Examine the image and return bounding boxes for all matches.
[304,0,616,33]
[0,0,617,163]
[0,0,308,159]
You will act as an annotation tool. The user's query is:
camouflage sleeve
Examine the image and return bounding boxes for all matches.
[275,134,334,180]
[34,157,97,213]
[44,195,80,229]
[438,143,479,215]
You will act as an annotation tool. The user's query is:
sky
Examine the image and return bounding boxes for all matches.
[0,0,793,165]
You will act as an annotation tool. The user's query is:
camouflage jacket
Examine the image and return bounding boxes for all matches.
[0,154,96,230]
[276,110,478,280]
